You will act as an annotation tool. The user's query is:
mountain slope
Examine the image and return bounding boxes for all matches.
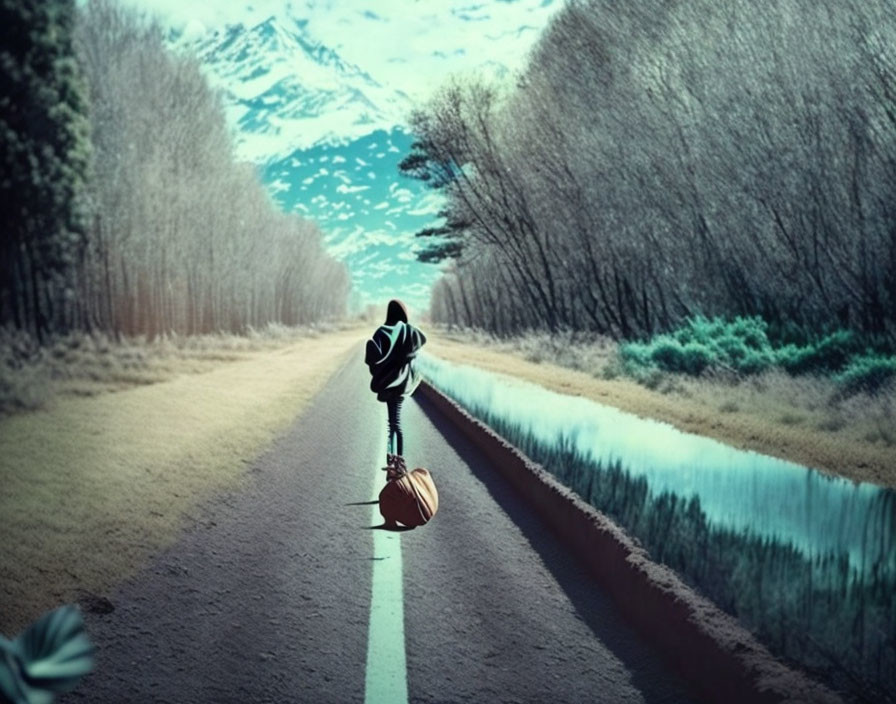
[172,15,413,161]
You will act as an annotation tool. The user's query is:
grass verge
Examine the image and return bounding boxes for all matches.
[0,327,366,634]
[0,321,359,414]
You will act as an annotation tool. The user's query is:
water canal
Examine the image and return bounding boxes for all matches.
[418,353,896,697]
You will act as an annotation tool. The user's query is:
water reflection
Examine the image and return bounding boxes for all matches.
[419,353,895,697]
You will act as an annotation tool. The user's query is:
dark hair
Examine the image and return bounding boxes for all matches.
[385,299,408,325]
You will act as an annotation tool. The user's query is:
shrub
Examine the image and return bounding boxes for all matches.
[630,337,714,376]
[649,337,686,370]
[680,342,713,374]
[619,341,653,368]
[619,316,890,387]
[738,348,775,375]
[622,317,772,377]
[726,316,771,350]
[834,353,896,395]
[672,315,725,345]
[775,329,860,374]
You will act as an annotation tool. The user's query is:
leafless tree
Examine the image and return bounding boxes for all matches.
[420,0,896,345]
[72,0,348,339]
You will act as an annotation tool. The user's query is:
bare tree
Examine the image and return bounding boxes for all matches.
[72,0,348,338]
[418,0,896,347]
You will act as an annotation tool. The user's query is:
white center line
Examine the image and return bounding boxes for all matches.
[364,435,408,704]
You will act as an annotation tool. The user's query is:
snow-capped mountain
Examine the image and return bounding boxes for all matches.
[171,15,413,162]
[158,1,558,312]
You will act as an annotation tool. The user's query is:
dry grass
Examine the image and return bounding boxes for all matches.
[0,326,367,634]
[428,327,896,488]
[0,320,362,414]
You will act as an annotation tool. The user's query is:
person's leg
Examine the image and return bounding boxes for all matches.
[386,398,404,459]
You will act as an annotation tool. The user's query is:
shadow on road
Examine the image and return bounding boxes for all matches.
[414,392,697,704]
[365,523,417,532]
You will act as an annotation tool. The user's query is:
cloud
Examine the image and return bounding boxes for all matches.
[390,186,414,203]
[407,191,445,216]
[336,183,370,193]
[268,178,291,193]
[327,226,407,258]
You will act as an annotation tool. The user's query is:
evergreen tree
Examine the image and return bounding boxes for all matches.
[0,0,91,340]
[398,136,466,263]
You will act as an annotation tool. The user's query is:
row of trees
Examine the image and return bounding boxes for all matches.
[405,0,896,344]
[1,0,349,342]
[1,0,92,342]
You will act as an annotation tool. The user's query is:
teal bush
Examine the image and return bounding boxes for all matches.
[648,337,685,370]
[714,334,749,363]
[834,354,896,395]
[621,316,773,376]
[775,330,861,374]
[679,342,713,374]
[724,316,771,351]
[619,341,653,369]
[620,316,884,381]
[622,336,711,376]
[737,348,774,375]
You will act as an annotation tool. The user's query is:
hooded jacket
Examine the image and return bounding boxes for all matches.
[365,320,427,402]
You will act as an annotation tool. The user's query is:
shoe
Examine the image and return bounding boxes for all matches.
[385,453,407,470]
[383,454,407,481]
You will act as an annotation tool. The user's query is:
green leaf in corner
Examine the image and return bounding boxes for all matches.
[0,636,31,704]
[12,605,95,700]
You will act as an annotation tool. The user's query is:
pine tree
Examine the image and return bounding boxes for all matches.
[398,138,466,263]
[0,0,91,340]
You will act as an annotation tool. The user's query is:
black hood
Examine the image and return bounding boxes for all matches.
[385,299,408,325]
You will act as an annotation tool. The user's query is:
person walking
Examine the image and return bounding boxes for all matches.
[364,299,427,470]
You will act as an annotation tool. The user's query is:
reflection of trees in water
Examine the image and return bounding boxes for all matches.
[465,397,896,701]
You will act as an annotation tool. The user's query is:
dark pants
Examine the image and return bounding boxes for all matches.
[387,398,403,458]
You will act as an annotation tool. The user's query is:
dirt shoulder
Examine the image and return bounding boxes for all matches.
[0,328,366,635]
[426,334,896,489]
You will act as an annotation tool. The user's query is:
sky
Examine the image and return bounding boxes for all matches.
[120,0,563,315]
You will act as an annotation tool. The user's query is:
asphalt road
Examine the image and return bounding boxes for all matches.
[59,346,695,703]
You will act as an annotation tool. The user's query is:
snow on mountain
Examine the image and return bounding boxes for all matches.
[156,1,557,311]
[171,15,413,162]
